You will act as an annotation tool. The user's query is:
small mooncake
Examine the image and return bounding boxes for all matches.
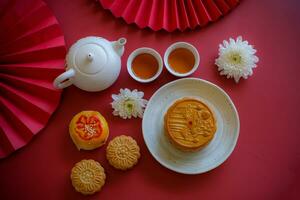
[106,135,140,170]
[71,159,106,195]
[69,111,109,150]
[164,98,217,151]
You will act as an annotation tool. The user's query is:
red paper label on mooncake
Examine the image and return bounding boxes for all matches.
[75,115,102,140]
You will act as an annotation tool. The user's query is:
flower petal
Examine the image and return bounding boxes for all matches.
[111,88,148,119]
[216,36,258,83]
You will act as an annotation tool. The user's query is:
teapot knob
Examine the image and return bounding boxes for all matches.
[87,53,94,62]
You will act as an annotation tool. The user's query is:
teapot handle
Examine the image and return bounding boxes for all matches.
[53,68,75,89]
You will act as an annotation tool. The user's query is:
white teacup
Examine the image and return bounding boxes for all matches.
[164,42,200,77]
[127,47,163,83]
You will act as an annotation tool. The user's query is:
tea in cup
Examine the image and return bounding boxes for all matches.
[164,42,200,77]
[127,47,163,83]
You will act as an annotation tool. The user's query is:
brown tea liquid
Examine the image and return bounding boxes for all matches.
[132,53,159,80]
[168,48,195,74]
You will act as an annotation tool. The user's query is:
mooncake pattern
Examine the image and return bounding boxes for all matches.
[71,159,106,195]
[69,111,109,150]
[106,135,140,170]
[164,98,217,151]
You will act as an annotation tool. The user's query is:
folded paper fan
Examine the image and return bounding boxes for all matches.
[0,0,66,158]
[99,0,240,32]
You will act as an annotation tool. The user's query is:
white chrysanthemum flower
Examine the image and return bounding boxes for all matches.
[215,36,259,83]
[111,88,148,119]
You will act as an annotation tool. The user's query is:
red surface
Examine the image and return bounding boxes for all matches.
[99,0,239,31]
[0,0,300,199]
[0,0,66,158]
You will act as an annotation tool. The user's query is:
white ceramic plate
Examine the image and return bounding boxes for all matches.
[142,78,240,174]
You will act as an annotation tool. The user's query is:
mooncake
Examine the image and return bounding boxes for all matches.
[106,135,140,170]
[164,98,217,151]
[69,111,109,150]
[71,159,106,195]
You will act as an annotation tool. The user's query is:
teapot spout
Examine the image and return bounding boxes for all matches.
[113,38,127,57]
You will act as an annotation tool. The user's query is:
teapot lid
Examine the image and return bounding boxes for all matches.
[66,37,109,75]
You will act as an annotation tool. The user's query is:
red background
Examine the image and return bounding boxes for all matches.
[0,0,300,199]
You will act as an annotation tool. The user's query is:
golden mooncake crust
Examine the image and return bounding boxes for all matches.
[71,159,106,195]
[164,98,217,151]
[69,111,109,150]
[106,135,140,170]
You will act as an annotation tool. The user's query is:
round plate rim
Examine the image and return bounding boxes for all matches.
[142,78,240,174]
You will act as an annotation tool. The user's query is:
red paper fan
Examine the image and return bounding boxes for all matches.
[99,0,240,32]
[0,0,66,158]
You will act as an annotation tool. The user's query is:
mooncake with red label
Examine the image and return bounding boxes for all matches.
[69,111,109,150]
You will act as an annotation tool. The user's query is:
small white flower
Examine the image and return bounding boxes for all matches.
[111,88,148,119]
[215,36,259,83]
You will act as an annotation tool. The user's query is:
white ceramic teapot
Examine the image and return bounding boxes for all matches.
[53,36,126,92]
